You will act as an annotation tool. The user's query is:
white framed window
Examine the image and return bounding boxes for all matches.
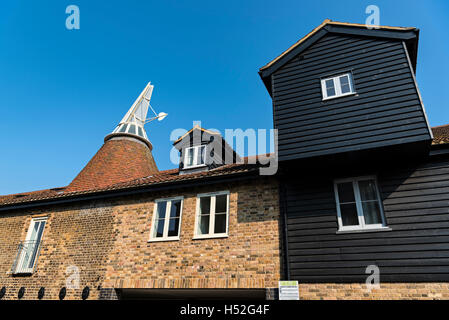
[184,145,207,169]
[13,217,47,274]
[321,73,355,100]
[334,176,387,232]
[149,197,183,241]
[194,191,229,239]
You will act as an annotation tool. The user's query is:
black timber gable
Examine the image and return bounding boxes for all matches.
[260,23,432,163]
[174,126,241,174]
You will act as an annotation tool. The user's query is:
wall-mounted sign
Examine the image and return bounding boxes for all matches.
[279,281,299,300]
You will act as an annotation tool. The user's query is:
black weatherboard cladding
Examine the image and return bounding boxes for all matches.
[271,33,432,162]
[283,156,449,282]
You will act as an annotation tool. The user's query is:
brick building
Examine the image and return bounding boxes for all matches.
[2,20,449,300]
[259,20,449,299]
[0,84,282,300]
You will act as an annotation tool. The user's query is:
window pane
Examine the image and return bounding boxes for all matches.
[214,214,227,234]
[119,124,128,133]
[197,146,206,165]
[198,215,210,235]
[35,221,45,242]
[215,194,227,214]
[340,203,359,226]
[337,182,355,203]
[340,75,351,94]
[358,180,378,201]
[200,196,211,215]
[29,222,40,241]
[128,124,136,135]
[137,126,144,137]
[28,223,45,268]
[325,79,335,96]
[186,148,194,166]
[170,200,181,218]
[21,246,33,270]
[26,221,46,269]
[167,218,180,237]
[153,219,165,237]
[156,201,167,219]
[362,201,382,225]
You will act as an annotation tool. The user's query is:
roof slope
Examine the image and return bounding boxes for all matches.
[0,156,269,208]
[173,125,220,145]
[65,138,158,193]
[431,124,449,145]
[258,19,419,96]
[1,121,448,209]
[259,19,416,72]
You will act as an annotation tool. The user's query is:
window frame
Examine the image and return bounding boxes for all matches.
[148,196,184,242]
[333,176,387,232]
[321,72,356,100]
[193,191,230,239]
[183,145,207,169]
[14,216,47,274]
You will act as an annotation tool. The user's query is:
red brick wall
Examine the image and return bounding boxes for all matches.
[298,283,449,300]
[0,177,282,299]
[104,178,282,290]
[0,204,115,300]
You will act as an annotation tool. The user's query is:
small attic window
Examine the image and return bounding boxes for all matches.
[321,73,355,100]
[184,145,206,169]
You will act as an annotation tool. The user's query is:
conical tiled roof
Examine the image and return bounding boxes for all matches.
[65,138,158,192]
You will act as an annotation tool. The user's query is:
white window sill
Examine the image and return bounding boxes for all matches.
[192,234,229,240]
[322,92,357,101]
[10,271,33,276]
[148,237,180,243]
[336,227,392,234]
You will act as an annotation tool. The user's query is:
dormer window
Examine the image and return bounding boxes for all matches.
[321,73,355,100]
[184,145,206,169]
[174,126,241,174]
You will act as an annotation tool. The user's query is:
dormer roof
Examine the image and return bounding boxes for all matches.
[173,125,221,146]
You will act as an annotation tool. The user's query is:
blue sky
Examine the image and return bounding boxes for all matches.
[0,0,448,194]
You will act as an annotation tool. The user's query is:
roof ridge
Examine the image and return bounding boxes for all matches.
[0,187,66,198]
[259,19,417,72]
[173,125,220,145]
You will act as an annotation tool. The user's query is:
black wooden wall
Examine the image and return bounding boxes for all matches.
[283,155,449,282]
[272,33,432,162]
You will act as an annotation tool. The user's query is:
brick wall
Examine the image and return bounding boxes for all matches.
[0,202,115,300]
[104,178,283,290]
[0,177,282,299]
[298,283,449,300]
[3,176,449,300]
